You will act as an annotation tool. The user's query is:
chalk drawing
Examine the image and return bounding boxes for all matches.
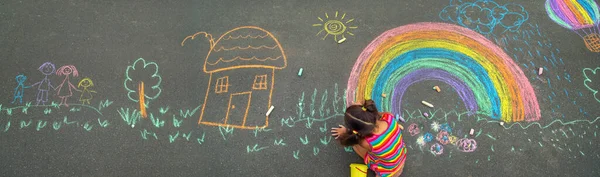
[439,0,528,35]
[247,144,269,153]
[36,120,47,131]
[430,121,440,132]
[436,130,451,145]
[77,78,96,105]
[274,139,286,146]
[182,131,193,141]
[280,84,346,128]
[168,131,180,143]
[12,74,31,104]
[55,65,80,107]
[430,143,444,155]
[408,123,420,136]
[52,121,61,130]
[182,26,287,129]
[197,132,206,144]
[457,138,477,152]
[319,135,331,145]
[83,122,93,131]
[118,108,141,127]
[583,67,600,103]
[346,22,540,123]
[97,118,109,128]
[172,115,183,127]
[159,107,170,115]
[292,150,300,159]
[252,126,272,137]
[124,58,162,118]
[312,11,357,42]
[149,113,165,128]
[546,0,600,52]
[218,125,234,140]
[31,62,55,105]
[300,134,309,145]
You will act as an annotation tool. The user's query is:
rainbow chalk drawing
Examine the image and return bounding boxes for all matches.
[346,22,540,122]
[545,0,600,52]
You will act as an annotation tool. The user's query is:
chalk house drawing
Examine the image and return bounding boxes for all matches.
[182,26,287,129]
[545,0,600,52]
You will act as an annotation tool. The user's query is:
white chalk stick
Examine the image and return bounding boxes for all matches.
[337,37,347,44]
[266,105,275,116]
[500,122,504,126]
[469,128,474,135]
[421,101,434,108]
[538,67,543,75]
[132,124,135,128]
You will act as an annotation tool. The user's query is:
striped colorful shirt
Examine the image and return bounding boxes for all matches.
[364,113,406,177]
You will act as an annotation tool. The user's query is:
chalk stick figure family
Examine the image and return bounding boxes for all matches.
[12,62,96,106]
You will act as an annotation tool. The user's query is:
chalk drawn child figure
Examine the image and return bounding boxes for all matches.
[12,74,31,104]
[77,77,96,105]
[31,62,56,105]
[331,100,406,177]
[55,65,80,107]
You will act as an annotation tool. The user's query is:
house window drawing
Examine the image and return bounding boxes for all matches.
[181,26,287,129]
[215,76,229,93]
[253,75,268,90]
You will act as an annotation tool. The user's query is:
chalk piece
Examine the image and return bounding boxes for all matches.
[538,67,543,75]
[433,86,441,92]
[500,122,504,126]
[266,106,275,116]
[423,112,429,117]
[297,68,303,76]
[396,114,406,123]
[131,124,135,128]
[382,93,386,98]
[469,128,474,135]
[337,37,347,44]
[421,101,434,108]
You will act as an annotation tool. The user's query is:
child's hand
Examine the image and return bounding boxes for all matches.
[331,125,348,139]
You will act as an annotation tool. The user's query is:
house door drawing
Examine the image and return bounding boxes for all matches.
[225,92,252,126]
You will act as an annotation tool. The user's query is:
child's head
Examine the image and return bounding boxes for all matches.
[339,100,380,146]
[15,74,27,83]
[38,62,55,75]
[56,65,79,77]
[78,77,93,88]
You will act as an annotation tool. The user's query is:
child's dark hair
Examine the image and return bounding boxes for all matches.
[339,100,380,146]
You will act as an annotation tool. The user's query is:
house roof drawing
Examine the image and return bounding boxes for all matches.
[204,26,287,73]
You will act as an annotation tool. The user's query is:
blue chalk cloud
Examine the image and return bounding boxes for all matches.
[439,0,528,35]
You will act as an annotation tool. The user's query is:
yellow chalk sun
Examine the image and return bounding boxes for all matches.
[313,11,357,42]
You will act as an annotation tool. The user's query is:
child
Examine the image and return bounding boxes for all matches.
[55,65,80,107]
[12,74,30,104]
[31,62,56,105]
[331,100,406,177]
[77,77,96,105]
